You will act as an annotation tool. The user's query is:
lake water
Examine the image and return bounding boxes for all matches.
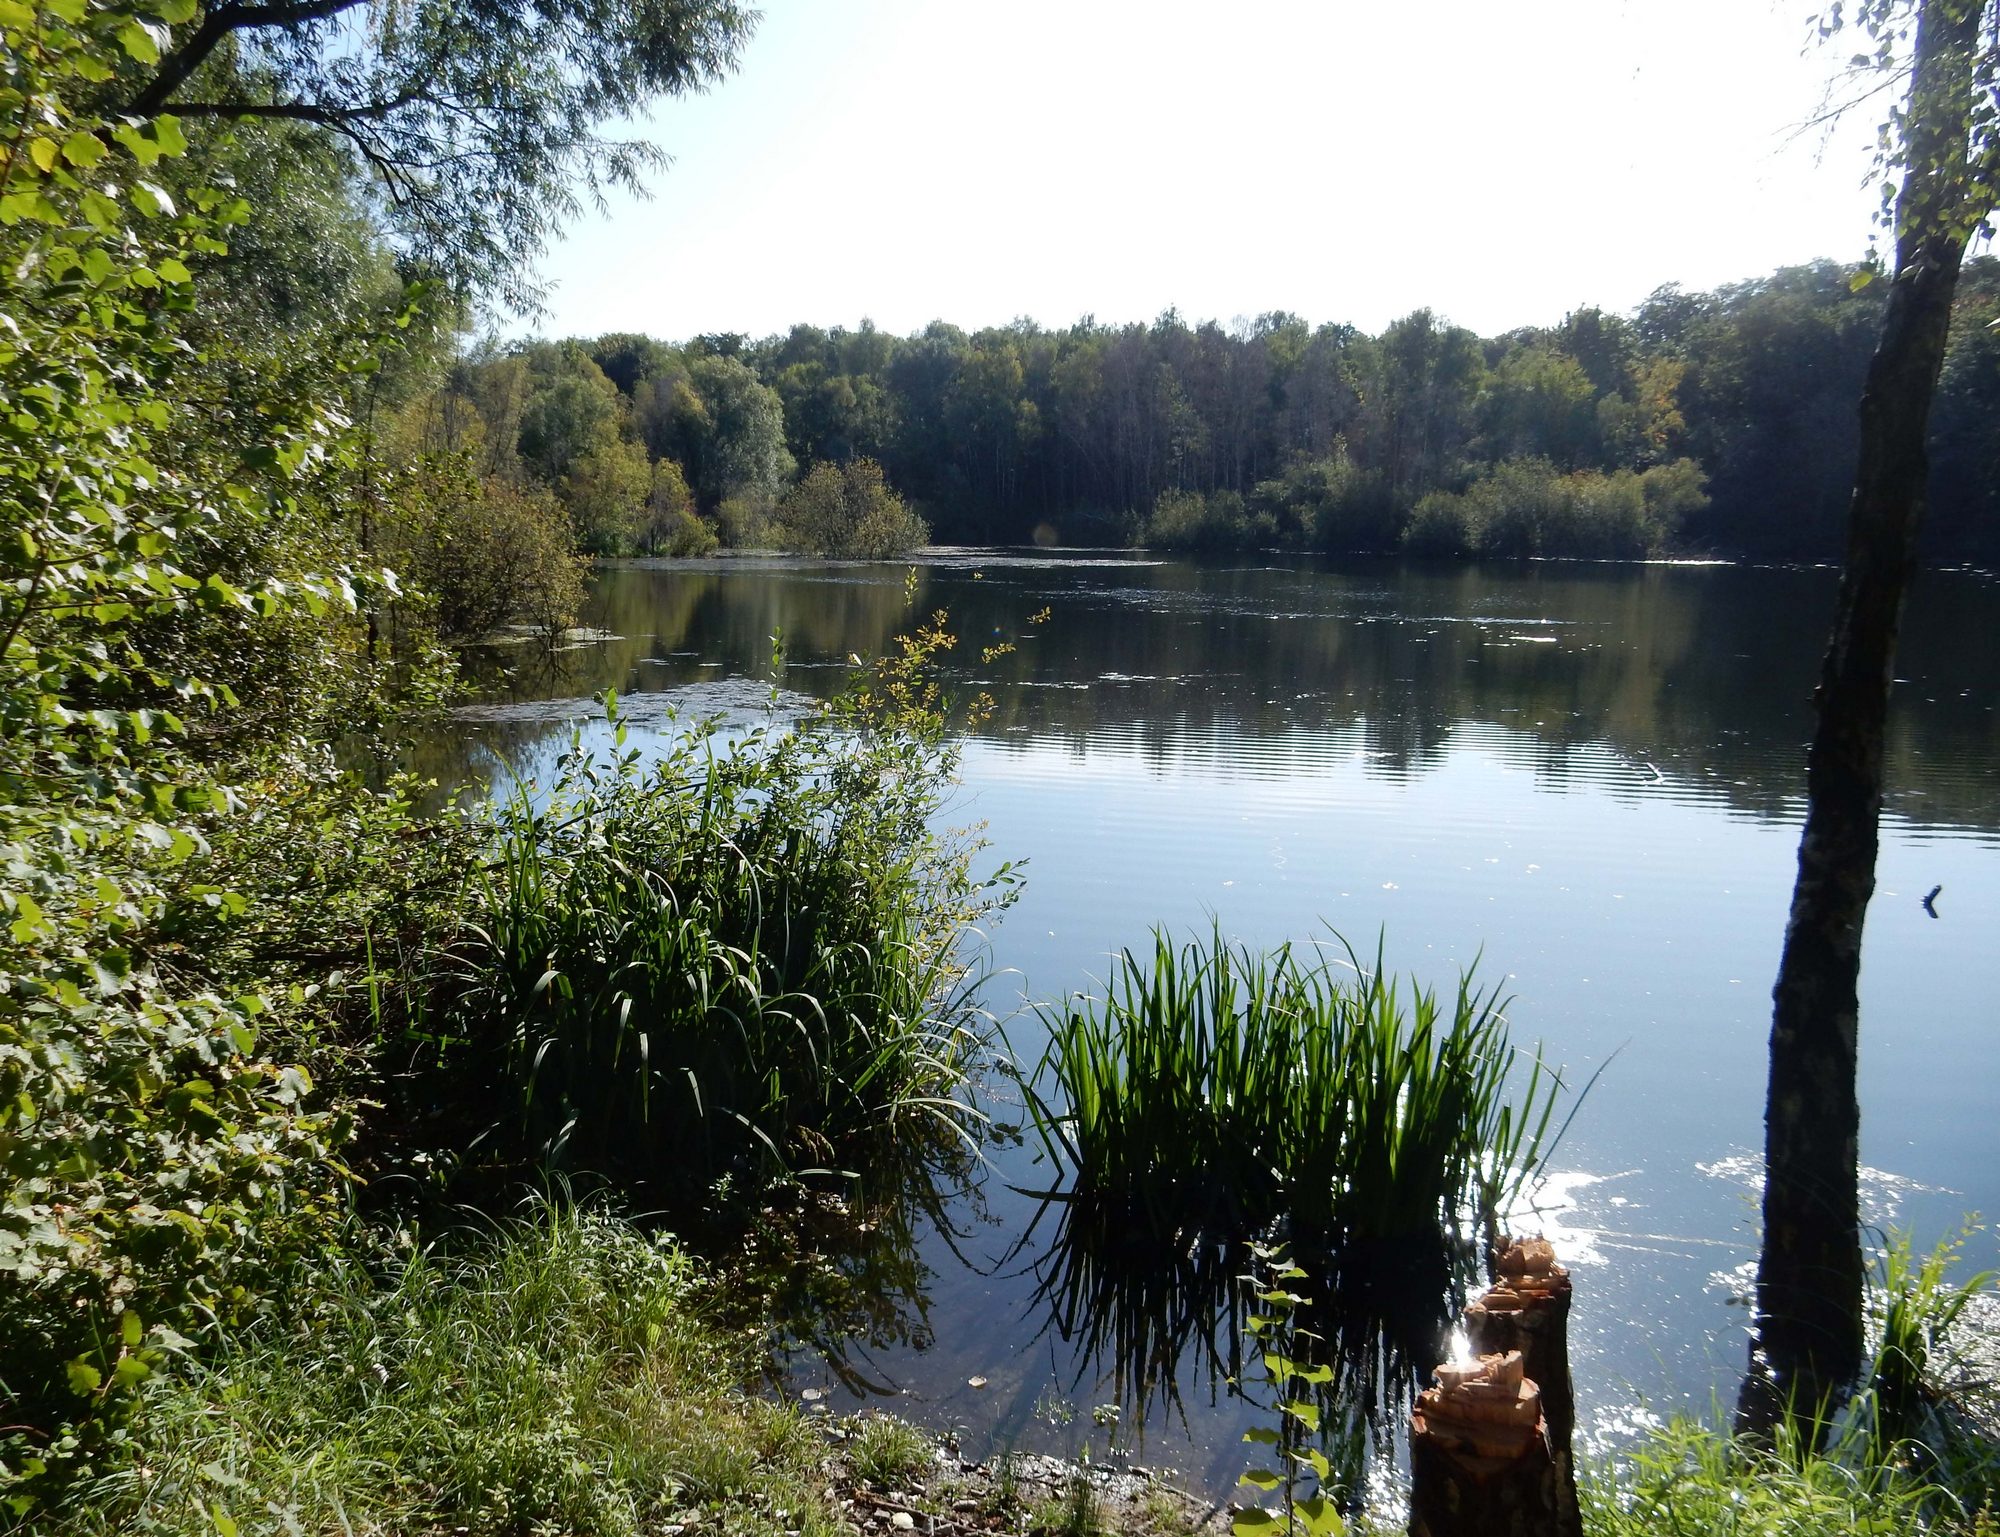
[430,550,2000,1500]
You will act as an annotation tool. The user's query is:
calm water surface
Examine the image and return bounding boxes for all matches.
[424,551,2000,1497]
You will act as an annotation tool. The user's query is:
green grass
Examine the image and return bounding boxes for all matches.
[847,1415,937,1487]
[72,1206,844,1537]
[433,686,1006,1202]
[1579,1416,1979,1537]
[1025,928,1559,1245]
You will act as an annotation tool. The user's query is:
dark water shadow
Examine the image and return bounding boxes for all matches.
[1017,1191,1474,1500]
[736,1127,1004,1399]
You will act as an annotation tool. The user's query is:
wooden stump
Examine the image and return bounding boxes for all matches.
[1407,1237,1580,1537]
[1407,1350,1561,1537]
[1464,1237,1580,1537]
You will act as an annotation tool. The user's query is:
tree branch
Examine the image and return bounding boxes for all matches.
[164,87,425,129]
[123,0,370,120]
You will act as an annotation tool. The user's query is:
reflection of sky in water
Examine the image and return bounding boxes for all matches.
[415,554,2000,1495]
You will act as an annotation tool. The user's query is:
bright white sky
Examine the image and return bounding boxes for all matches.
[522,0,1893,344]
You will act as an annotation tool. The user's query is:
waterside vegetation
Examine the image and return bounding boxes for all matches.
[1026,929,1558,1247]
[5,0,1999,1528]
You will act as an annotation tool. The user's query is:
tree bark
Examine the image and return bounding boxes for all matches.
[1744,0,1982,1432]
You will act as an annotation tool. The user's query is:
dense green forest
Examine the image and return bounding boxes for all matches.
[438,257,2000,570]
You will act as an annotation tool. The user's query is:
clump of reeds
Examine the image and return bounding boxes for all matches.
[439,640,1010,1199]
[1027,928,1559,1246]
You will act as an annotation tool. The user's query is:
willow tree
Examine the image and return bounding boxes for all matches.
[112,0,755,308]
[1747,0,1999,1427]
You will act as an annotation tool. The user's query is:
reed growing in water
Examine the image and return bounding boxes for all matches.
[1026,928,1559,1246]
[438,623,1014,1199]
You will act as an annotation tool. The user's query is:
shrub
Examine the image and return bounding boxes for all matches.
[1403,490,1478,557]
[641,459,719,556]
[716,493,776,549]
[1403,456,1708,560]
[1140,488,1273,553]
[1251,451,1401,552]
[773,458,929,558]
[562,436,654,556]
[0,2,380,1495]
[385,452,587,642]
[659,503,721,557]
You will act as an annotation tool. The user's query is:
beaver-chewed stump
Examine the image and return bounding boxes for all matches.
[1407,1348,1560,1537]
[1407,1236,1580,1537]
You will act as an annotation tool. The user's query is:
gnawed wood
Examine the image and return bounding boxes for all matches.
[1408,1236,1578,1537]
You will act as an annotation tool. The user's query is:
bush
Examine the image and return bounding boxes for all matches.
[385,453,587,642]
[1250,451,1401,552]
[1403,456,1708,559]
[1140,488,1272,552]
[640,459,719,556]
[561,438,654,557]
[658,506,721,557]
[716,493,776,549]
[773,458,929,558]
[1404,490,1478,557]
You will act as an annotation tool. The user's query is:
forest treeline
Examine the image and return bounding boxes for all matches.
[437,257,2000,568]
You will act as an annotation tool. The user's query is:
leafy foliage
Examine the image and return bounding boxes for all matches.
[109,0,755,310]
[383,452,585,642]
[1406,456,1707,559]
[0,0,390,1496]
[1230,1247,1344,1537]
[774,457,929,559]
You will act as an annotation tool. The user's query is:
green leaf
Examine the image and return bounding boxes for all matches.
[131,180,176,218]
[1231,1511,1282,1535]
[1293,1495,1345,1536]
[65,1358,103,1395]
[1238,1468,1282,1491]
[121,1309,143,1348]
[118,18,162,61]
[114,123,164,165]
[79,188,121,231]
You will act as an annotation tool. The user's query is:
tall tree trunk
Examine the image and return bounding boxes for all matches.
[1744,0,1981,1431]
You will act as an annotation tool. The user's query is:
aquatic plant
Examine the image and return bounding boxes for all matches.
[1025,928,1559,1247]
[438,623,1015,1199]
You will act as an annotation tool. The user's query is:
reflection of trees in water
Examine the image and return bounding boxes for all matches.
[1023,1196,1467,1503]
[743,1130,997,1398]
[418,557,2000,833]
